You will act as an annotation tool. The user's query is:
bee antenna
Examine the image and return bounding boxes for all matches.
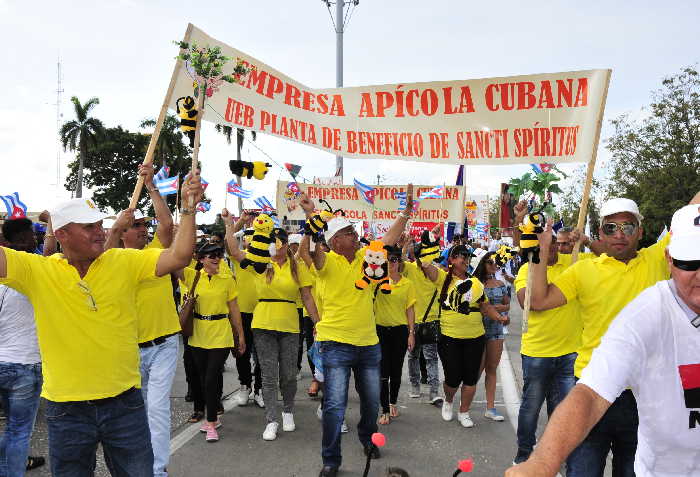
[319,199,334,213]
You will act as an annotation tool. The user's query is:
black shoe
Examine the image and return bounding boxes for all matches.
[26,456,45,471]
[512,449,530,465]
[363,444,381,459]
[184,393,193,402]
[420,377,428,384]
[319,465,338,477]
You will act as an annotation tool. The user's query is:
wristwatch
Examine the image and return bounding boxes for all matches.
[180,207,196,216]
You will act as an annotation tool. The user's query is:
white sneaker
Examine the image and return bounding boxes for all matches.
[341,420,349,433]
[484,408,505,422]
[254,392,265,408]
[409,384,421,398]
[296,370,302,381]
[236,385,249,406]
[441,400,454,421]
[262,422,279,441]
[282,412,296,432]
[316,403,323,421]
[458,412,474,428]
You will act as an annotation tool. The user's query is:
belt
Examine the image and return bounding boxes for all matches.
[441,304,481,313]
[259,298,295,304]
[85,387,137,405]
[194,313,228,321]
[138,332,179,348]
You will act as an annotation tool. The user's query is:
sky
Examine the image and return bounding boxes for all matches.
[1,0,698,223]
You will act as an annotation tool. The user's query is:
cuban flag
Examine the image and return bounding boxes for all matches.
[227,180,252,199]
[155,165,170,182]
[155,176,179,196]
[530,163,553,175]
[1,192,28,219]
[200,177,209,191]
[196,201,211,213]
[396,192,420,212]
[254,196,275,212]
[552,218,565,234]
[418,186,445,200]
[353,179,376,205]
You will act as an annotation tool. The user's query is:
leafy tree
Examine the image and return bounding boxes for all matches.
[606,66,700,246]
[555,165,603,240]
[64,126,191,212]
[60,96,104,198]
[507,171,563,215]
[140,114,186,169]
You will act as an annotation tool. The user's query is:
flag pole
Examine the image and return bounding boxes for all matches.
[129,23,193,209]
[224,182,228,211]
[174,175,180,224]
[186,90,207,208]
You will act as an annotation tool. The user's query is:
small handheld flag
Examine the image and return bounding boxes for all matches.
[0,192,28,219]
[284,163,302,179]
[254,196,275,212]
[227,180,252,199]
[396,192,420,212]
[155,176,179,196]
[353,179,376,205]
[530,163,553,175]
[155,165,170,182]
[196,201,211,213]
[418,186,445,200]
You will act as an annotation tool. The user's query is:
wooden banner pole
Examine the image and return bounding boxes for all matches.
[186,91,207,208]
[571,69,612,264]
[522,256,534,333]
[129,23,194,210]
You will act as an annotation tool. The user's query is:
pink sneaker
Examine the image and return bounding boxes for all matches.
[205,426,219,442]
[199,421,221,433]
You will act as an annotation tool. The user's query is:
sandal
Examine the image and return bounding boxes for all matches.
[378,413,391,425]
[308,379,320,397]
[389,404,399,418]
[188,411,204,423]
[26,456,45,471]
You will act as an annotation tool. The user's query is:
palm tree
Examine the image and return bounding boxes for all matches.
[60,96,104,198]
[140,114,183,168]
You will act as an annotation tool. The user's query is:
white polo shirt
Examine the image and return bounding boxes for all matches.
[0,285,40,365]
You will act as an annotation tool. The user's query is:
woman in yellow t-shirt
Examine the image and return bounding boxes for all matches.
[251,228,320,441]
[374,245,416,425]
[422,245,504,428]
[178,242,245,442]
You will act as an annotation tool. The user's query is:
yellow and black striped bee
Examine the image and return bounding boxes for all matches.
[305,199,341,240]
[176,96,197,147]
[518,212,546,264]
[240,214,275,274]
[494,245,516,267]
[229,160,271,181]
[416,229,440,263]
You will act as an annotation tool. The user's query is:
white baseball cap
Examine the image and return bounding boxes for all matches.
[600,198,644,224]
[470,248,489,271]
[325,217,354,242]
[51,198,114,231]
[668,204,700,261]
[133,210,154,222]
[288,233,303,245]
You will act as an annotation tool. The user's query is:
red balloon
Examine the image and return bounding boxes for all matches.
[458,459,473,472]
[371,433,386,447]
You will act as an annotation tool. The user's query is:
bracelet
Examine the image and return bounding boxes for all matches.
[180,207,196,216]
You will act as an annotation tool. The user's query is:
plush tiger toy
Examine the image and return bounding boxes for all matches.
[239,214,276,274]
[355,240,392,294]
[415,229,440,263]
[518,212,546,264]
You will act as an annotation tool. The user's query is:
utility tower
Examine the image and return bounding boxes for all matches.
[54,57,64,192]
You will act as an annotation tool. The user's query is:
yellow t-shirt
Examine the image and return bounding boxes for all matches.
[137,234,180,342]
[183,267,237,349]
[314,248,377,346]
[0,247,162,402]
[553,234,670,377]
[231,260,259,315]
[374,276,416,327]
[403,261,440,323]
[515,254,582,358]
[252,259,313,333]
[435,269,487,339]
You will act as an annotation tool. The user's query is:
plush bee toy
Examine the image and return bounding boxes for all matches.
[229,160,271,181]
[355,240,392,294]
[176,96,198,147]
[494,245,516,267]
[518,212,546,264]
[415,229,441,263]
[304,200,339,242]
[445,277,485,315]
[239,214,275,274]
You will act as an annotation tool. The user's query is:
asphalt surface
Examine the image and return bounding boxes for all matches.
[3,298,567,477]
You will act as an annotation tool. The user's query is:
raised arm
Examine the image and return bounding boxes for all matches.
[105,209,135,250]
[142,164,174,247]
[529,221,567,311]
[156,172,204,276]
[511,200,528,248]
[41,212,58,256]
[222,208,249,263]
[382,184,413,246]
[420,260,440,283]
[298,193,326,270]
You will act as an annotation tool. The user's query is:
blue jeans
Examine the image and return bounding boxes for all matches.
[567,389,637,477]
[140,335,179,477]
[408,342,439,393]
[0,362,42,477]
[46,388,154,477]
[320,341,381,469]
[517,353,577,460]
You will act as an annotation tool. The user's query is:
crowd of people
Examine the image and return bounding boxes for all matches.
[0,163,698,477]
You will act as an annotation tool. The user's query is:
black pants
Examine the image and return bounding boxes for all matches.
[191,347,229,422]
[437,334,485,388]
[183,336,203,401]
[297,310,316,373]
[377,324,409,414]
[235,312,261,392]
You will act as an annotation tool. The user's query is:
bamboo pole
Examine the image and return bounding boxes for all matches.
[129,23,194,209]
[571,69,612,264]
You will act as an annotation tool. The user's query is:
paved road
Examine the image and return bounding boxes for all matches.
[5,299,558,477]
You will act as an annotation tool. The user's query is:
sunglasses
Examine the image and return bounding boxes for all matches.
[673,258,700,272]
[601,222,637,236]
[205,252,224,259]
[77,280,97,312]
[388,256,402,263]
[451,252,471,260]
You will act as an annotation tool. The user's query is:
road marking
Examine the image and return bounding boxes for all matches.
[170,390,241,454]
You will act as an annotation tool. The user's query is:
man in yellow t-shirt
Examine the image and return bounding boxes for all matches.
[107,163,179,477]
[0,175,204,475]
[299,187,415,477]
[520,196,694,476]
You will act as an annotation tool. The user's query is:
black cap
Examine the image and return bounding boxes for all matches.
[448,244,472,259]
[272,227,288,243]
[385,245,403,258]
[196,241,224,257]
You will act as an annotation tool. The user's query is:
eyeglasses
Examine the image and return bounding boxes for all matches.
[77,280,97,312]
[672,258,700,272]
[336,229,358,238]
[388,256,402,263]
[601,222,637,236]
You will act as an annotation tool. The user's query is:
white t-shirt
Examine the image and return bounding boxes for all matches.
[579,280,700,476]
[0,285,41,364]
